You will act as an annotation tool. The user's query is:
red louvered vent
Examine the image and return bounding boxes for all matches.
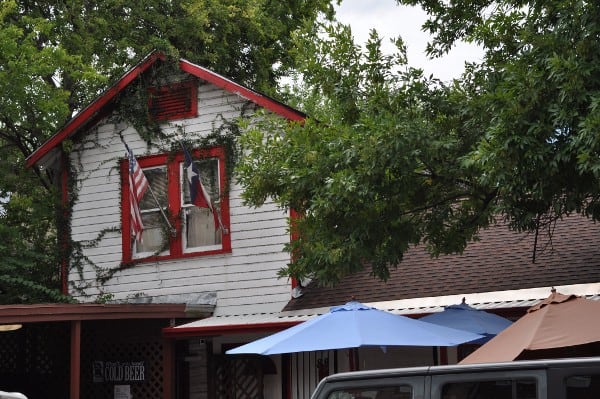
[148,81,197,121]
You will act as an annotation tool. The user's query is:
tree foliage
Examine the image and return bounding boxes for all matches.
[404,0,600,230]
[238,1,600,284]
[239,24,496,283]
[0,0,333,303]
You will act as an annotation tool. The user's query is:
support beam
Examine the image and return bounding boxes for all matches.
[70,320,81,399]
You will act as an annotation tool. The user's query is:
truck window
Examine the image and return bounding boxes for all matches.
[326,385,412,399]
[442,379,536,399]
[566,374,600,399]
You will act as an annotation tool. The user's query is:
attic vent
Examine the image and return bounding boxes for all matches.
[148,81,197,121]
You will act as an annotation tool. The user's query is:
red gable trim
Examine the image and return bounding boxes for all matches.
[25,52,166,168]
[179,59,306,122]
[162,320,301,339]
[26,52,305,168]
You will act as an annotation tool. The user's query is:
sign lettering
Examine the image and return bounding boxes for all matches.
[93,361,146,383]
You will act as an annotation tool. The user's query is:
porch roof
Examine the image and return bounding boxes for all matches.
[0,302,204,324]
[162,283,600,338]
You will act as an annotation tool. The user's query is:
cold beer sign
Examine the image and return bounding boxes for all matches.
[93,360,146,383]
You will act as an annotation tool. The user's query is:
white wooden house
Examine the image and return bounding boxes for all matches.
[25,51,307,399]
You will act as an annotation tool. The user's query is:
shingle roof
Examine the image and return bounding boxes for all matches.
[284,214,600,311]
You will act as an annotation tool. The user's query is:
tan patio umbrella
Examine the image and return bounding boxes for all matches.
[460,289,600,364]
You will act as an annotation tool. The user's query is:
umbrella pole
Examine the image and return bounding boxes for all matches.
[349,348,359,371]
[440,347,448,365]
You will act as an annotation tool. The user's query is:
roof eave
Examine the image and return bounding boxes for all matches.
[25,51,166,169]
[26,53,307,170]
[162,320,301,339]
[0,302,197,324]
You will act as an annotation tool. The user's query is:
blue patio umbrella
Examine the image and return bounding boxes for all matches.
[419,299,512,344]
[226,301,483,355]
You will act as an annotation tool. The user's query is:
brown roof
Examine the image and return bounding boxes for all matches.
[284,215,600,311]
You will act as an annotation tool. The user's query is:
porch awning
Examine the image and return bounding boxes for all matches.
[162,283,600,339]
[162,313,309,338]
[0,303,203,324]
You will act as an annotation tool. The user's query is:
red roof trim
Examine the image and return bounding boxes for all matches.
[179,60,306,122]
[26,52,166,168]
[26,52,305,169]
[162,320,301,338]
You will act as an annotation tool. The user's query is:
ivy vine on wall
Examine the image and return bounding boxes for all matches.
[62,59,251,301]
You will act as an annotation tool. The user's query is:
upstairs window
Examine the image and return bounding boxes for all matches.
[135,165,168,255]
[121,146,230,262]
[148,81,198,121]
[181,157,222,252]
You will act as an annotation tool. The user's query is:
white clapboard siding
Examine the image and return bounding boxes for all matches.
[102,270,290,297]
[97,256,289,287]
[71,254,289,287]
[67,77,294,316]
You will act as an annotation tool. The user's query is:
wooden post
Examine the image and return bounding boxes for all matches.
[163,337,174,399]
[70,320,81,399]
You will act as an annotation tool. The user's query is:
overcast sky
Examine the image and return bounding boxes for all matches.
[335,0,483,82]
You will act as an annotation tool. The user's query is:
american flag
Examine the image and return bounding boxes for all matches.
[126,144,149,242]
[181,142,221,230]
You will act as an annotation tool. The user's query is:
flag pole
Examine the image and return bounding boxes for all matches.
[121,137,176,237]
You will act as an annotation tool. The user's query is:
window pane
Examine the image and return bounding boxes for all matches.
[441,379,536,399]
[566,374,600,399]
[140,166,167,210]
[516,380,536,399]
[185,207,222,248]
[182,158,219,204]
[135,212,165,254]
[327,385,412,399]
[443,381,510,399]
[181,157,221,250]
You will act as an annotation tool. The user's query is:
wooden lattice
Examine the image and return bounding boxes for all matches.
[0,328,20,373]
[80,319,167,399]
[0,323,70,398]
[213,356,263,399]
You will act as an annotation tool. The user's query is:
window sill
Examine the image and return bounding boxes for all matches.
[125,247,232,264]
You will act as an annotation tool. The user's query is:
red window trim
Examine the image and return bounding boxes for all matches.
[121,146,231,263]
[147,81,198,121]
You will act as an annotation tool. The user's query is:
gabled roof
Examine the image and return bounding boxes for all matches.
[284,214,600,312]
[26,51,306,168]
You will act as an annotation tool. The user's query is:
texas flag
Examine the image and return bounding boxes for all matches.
[181,142,220,230]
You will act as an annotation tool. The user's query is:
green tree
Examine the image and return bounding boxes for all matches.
[238,1,600,285]
[0,0,333,303]
[239,23,495,283]
[399,0,600,230]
